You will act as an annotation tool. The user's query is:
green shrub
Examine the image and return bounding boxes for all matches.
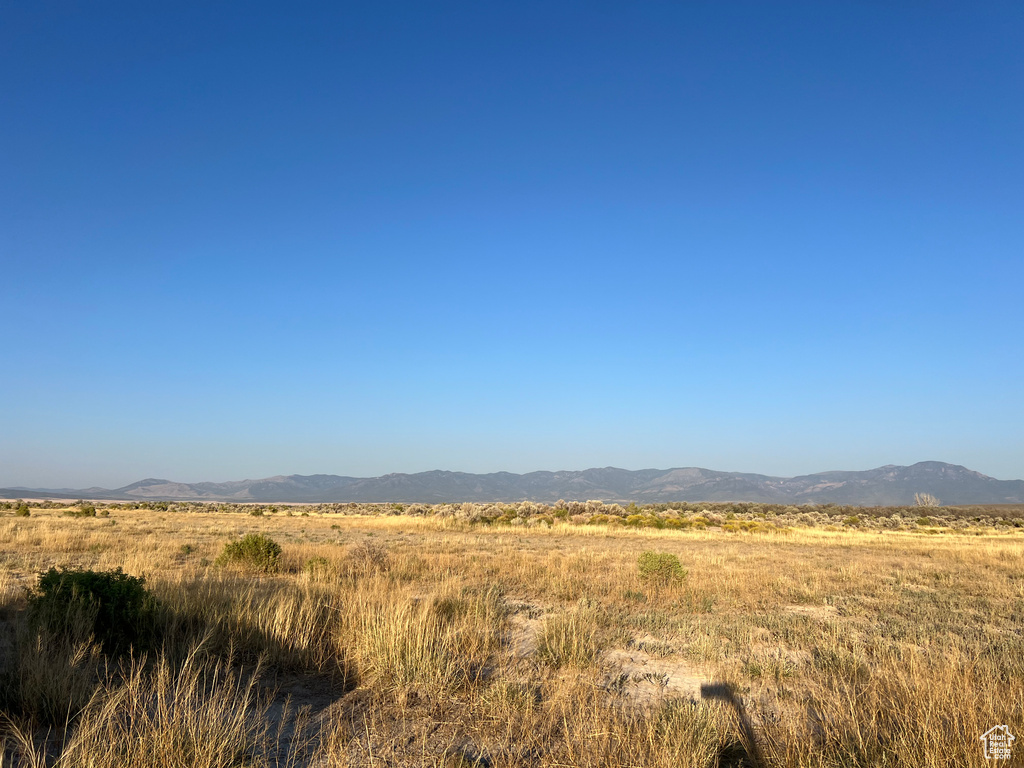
[916,516,932,526]
[843,515,861,527]
[637,551,687,583]
[623,511,667,528]
[723,521,763,533]
[64,502,97,518]
[215,533,282,573]
[15,502,30,517]
[27,567,156,654]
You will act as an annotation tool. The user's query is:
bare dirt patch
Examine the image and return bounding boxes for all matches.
[782,603,838,620]
[604,644,711,705]
[505,597,545,658]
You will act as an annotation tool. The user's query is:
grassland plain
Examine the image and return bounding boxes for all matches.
[0,501,1022,767]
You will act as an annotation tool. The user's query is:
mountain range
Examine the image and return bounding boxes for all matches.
[2,461,1023,506]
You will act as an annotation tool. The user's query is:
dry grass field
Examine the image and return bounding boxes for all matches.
[1,502,1022,767]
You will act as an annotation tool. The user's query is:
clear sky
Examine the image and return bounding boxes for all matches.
[2,1,1022,488]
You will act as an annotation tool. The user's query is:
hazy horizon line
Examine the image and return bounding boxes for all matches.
[5,458,1023,490]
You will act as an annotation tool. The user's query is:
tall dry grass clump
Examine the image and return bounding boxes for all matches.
[152,572,349,677]
[537,605,604,668]
[345,540,391,576]
[6,647,275,768]
[763,639,1024,767]
[375,675,732,768]
[347,582,505,697]
[551,691,727,768]
[0,627,103,728]
[0,571,18,611]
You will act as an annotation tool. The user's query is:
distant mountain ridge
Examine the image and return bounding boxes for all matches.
[3,462,1023,505]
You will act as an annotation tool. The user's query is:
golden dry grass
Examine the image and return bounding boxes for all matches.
[0,506,1022,766]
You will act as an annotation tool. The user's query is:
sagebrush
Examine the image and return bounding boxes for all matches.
[215,533,282,573]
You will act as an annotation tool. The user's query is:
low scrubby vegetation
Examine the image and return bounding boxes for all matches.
[63,502,96,518]
[8,496,1022,535]
[637,551,687,583]
[214,533,282,573]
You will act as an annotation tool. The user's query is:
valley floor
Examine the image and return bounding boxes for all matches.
[1,508,1022,767]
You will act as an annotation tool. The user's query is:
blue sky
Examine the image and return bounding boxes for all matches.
[2,1,1022,488]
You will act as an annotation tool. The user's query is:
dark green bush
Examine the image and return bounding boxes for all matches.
[215,533,282,573]
[28,567,156,654]
[15,502,30,517]
[625,513,666,529]
[65,502,96,518]
[637,551,687,583]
